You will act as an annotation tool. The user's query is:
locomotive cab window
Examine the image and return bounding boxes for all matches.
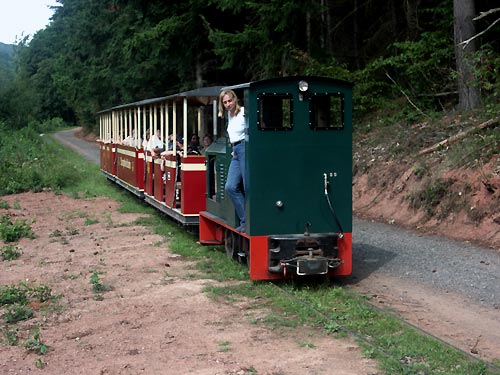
[309,93,344,130]
[257,93,293,130]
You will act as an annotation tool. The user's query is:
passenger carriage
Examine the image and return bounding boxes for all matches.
[98,87,223,224]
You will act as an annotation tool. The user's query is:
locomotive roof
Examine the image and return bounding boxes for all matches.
[221,76,354,91]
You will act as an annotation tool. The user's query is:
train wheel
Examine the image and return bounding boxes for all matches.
[224,230,238,260]
[237,237,250,265]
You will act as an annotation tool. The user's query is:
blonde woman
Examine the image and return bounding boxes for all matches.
[219,89,246,233]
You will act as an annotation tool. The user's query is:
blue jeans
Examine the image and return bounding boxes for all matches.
[225,142,246,226]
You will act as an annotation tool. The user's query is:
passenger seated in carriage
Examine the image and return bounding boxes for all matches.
[142,130,151,151]
[160,134,184,173]
[187,134,201,155]
[201,134,213,155]
[149,128,165,157]
[121,128,142,148]
[160,134,183,157]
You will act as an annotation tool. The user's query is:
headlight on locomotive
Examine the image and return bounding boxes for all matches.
[298,80,309,92]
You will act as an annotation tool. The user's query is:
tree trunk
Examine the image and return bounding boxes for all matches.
[195,58,204,88]
[353,0,360,69]
[454,0,481,111]
[325,0,333,55]
[404,0,421,39]
[306,10,312,55]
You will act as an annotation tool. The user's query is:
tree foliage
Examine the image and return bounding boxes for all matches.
[0,0,499,132]
[0,43,14,89]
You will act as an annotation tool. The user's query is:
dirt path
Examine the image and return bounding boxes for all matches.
[0,192,378,375]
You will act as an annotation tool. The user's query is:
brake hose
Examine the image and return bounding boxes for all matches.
[324,173,344,238]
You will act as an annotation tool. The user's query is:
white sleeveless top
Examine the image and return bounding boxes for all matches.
[227,107,245,144]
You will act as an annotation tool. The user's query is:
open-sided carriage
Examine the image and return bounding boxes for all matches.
[98,87,222,224]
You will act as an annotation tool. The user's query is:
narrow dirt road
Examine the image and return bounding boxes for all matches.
[52,128,500,363]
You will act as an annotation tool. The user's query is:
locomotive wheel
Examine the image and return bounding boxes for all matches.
[237,237,250,265]
[224,230,238,260]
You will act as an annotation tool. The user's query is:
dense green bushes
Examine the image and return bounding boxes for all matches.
[0,119,80,196]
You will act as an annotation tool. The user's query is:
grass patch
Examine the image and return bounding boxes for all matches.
[89,270,112,300]
[217,340,232,352]
[3,304,34,323]
[300,342,316,348]
[89,271,106,293]
[0,282,54,307]
[444,126,500,170]
[84,217,99,225]
[0,281,60,349]
[135,214,249,281]
[1,244,22,260]
[0,215,35,243]
[66,227,79,236]
[49,229,63,238]
[34,358,46,369]
[0,121,80,195]
[1,326,19,345]
[142,269,159,273]
[24,326,49,355]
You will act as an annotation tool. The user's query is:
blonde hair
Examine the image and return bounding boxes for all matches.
[218,89,241,118]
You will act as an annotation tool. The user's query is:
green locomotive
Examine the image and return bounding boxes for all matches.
[200,76,353,280]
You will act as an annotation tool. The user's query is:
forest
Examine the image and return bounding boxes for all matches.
[0,0,499,133]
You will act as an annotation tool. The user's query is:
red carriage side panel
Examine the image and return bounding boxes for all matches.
[180,156,206,215]
[144,152,154,196]
[153,159,165,202]
[111,144,117,176]
[100,142,114,175]
[99,143,108,172]
[136,151,145,191]
[163,155,178,208]
[116,146,138,187]
[99,143,104,171]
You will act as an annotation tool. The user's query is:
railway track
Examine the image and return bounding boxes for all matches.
[268,281,500,374]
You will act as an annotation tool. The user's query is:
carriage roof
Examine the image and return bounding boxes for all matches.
[97,86,224,114]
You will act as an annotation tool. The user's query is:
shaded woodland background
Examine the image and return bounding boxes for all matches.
[0,0,499,133]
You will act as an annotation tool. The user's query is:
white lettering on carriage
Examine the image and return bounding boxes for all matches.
[120,159,132,169]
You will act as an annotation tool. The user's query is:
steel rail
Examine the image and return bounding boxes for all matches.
[268,281,500,374]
